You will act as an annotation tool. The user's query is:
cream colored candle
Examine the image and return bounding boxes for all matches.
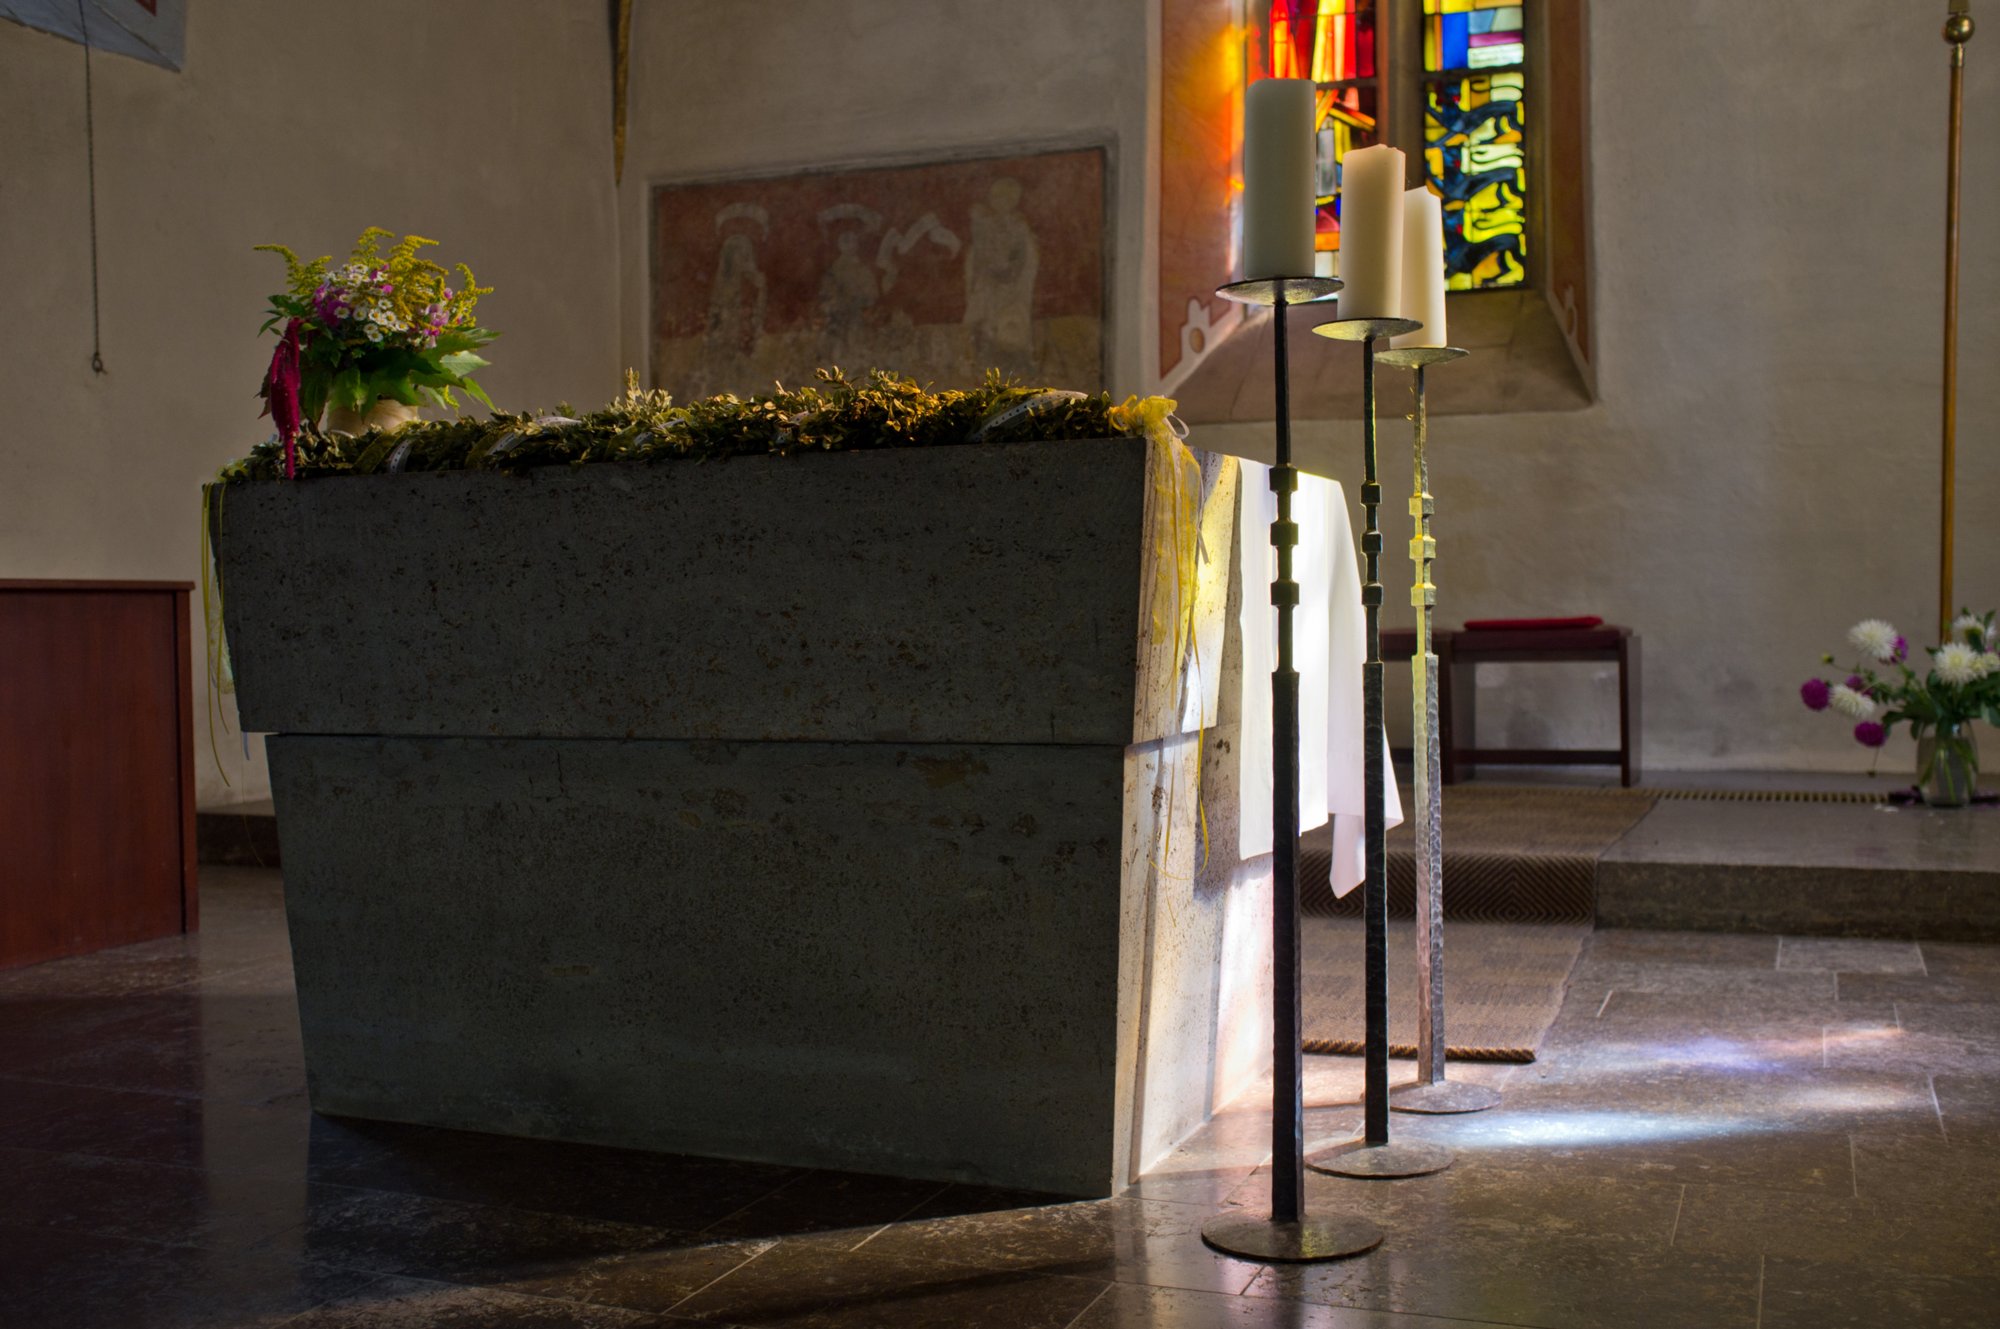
[1392,187,1447,349]
[1241,78,1317,281]
[1335,143,1404,320]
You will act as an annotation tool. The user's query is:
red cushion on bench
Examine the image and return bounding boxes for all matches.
[1462,615,1604,631]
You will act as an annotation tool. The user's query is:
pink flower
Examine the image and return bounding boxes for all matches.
[1854,721,1887,748]
[1800,679,1831,711]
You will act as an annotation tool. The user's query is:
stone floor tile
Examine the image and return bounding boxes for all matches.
[274,1183,698,1288]
[0,1076,308,1168]
[488,1234,780,1317]
[667,1239,1109,1327]
[1849,1132,2000,1214]
[1246,1235,1759,1329]
[850,1194,1266,1297]
[1592,989,1897,1028]
[1583,930,1779,968]
[701,1169,951,1241]
[271,1274,676,1327]
[3,994,305,1104]
[1820,1025,2000,1077]
[0,1145,311,1251]
[1508,1066,1949,1142]
[1776,937,1927,973]
[0,1223,384,1329]
[1933,1072,2000,1132]
[1274,1158,1688,1246]
[1563,959,1836,1001]
[1672,1182,2000,1276]
[897,1182,1079,1221]
[1375,1108,1857,1194]
[1757,1256,2000,1329]
[1919,941,2000,977]
[1892,1000,2000,1040]
[1836,969,2000,1004]
[1070,1280,1512,1328]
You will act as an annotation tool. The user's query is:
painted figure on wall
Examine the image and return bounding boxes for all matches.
[962,178,1040,377]
[653,149,1103,395]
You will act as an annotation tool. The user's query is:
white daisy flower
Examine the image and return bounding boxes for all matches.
[1936,642,1982,686]
[1848,619,1899,662]
[1829,684,1876,719]
[365,325,383,343]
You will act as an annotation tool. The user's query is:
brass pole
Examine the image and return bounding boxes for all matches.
[1941,5,1974,639]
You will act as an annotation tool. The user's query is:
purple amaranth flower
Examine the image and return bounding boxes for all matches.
[1854,721,1887,748]
[1801,679,1831,711]
[1845,674,1872,697]
[1894,636,1908,662]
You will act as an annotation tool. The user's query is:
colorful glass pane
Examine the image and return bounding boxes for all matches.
[1423,0,1522,73]
[1313,83,1380,261]
[1425,70,1527,288]
[1279,0,1376,273]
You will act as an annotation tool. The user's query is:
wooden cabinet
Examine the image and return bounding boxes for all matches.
[0,581,198,968]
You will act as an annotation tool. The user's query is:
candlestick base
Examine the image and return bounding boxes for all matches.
[1390,1080,1501,1115]
[1306,1138,1455,1179]
[1374,345,1470,370]
[1311,316,1422,342]
[1216,276,1346,308]
[1200,1211,1384,1263]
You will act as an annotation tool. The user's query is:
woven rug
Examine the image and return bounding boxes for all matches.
[1297,785,1658,920]
[1301,917,1590,1061]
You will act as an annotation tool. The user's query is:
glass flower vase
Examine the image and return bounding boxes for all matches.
[1917,721,1980,808]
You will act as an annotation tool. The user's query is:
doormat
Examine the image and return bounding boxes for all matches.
[1300,917,1589,1062]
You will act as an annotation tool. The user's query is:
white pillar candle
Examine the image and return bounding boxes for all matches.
[1392,187,1447,349]
[1241,78,1317,281]
[1335,143,1404,321]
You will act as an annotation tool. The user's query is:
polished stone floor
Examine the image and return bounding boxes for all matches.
[2,869,1997,1327]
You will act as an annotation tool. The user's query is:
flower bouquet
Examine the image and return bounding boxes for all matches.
[1802,612,2000,805]
[255,228,497,477]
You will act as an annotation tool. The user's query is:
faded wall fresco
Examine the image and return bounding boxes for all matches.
[652,148,1105,396]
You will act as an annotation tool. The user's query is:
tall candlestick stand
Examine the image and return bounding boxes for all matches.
[1375,346,1498,1116]
[1302,314,1454,1180]
[1199,275,1384,1263]
[1938,4,1974,640]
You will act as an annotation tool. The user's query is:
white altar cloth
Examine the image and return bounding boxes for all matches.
[1235,463,1403,896]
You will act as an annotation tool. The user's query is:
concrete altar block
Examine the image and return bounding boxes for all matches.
[217,438,1264,1196]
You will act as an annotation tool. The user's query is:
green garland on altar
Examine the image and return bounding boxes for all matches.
[218,368,1171,483]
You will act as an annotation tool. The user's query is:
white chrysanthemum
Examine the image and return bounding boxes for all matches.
[1982,653,2000,677]
[1829,684,1876,719]
[1936,642,1982,686]
[1952,614,1984,640]
[1848,619,1899,662]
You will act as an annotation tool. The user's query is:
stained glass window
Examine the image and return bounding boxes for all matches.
[1263,2,1381,278]
[1423,1,1528,289]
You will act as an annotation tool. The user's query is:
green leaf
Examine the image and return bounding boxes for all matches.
[438,350,490,378]
[333,365,366,411]
[460,376,495,411]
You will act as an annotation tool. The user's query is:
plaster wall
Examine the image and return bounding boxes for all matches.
[0,1,622,805]
[1195,0,2000,773]
[614,0,1158,401]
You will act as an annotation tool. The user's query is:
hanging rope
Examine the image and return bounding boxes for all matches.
[77,0,105,374]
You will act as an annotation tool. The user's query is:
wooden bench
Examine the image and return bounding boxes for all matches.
[1381,624,1641,787]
